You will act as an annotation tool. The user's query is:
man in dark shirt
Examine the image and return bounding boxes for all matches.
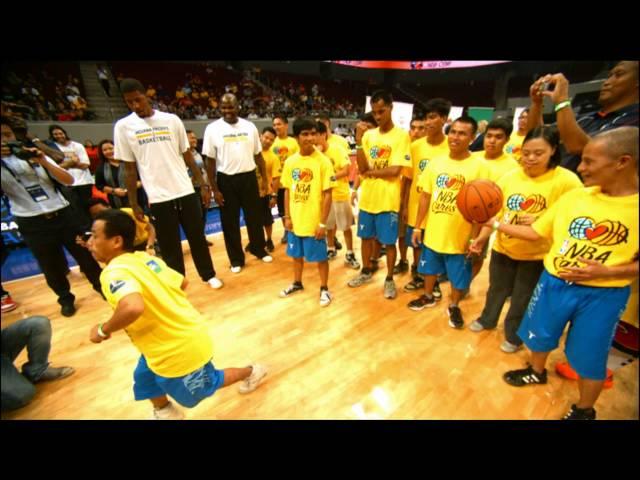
[528,61,638,173]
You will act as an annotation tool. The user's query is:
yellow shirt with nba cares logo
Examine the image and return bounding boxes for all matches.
[532,187,639,287]
[493,166,582,260]
[256,148,281,197]
[359,126,412,214]
[418,154,490,254]
[281,149,336,237]
[322,143,351,202]
[472,151,519,183]
[101,252,213,378]
[271,136,299,167]
[505,132,526,162]
[406,137,449,228]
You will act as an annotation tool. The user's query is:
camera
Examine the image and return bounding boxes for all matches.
[6,140,39,161]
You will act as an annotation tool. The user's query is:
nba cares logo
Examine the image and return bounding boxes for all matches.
[567,217,629,246]
[435,173,465,190]
[369,145,392,160]
[506,194,547,214]
[292,168,314,182]
[274,146,289,161]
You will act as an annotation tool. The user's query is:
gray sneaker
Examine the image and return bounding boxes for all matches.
[383,279,397,299]
[500,340,523,353]
[469,320,485,332]
[348,272,373,288]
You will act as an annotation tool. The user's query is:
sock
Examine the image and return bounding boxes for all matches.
[320,286,328,291]
[385,276,393,281]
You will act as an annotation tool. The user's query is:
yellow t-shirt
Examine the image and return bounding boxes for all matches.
[472,151,519,183]
[505,133,526,162]
[257,149,281,197]
[328,133,351,155]
[418,154,490,254]
[406,137,449,228]
[493,166,583,260]
[359,126,412,214]
[280,149,336,237]
[272,136,299,168]
[120,208,150,247]
[322,143,351,202]
[101,252,213,377]
[532,187,639,287]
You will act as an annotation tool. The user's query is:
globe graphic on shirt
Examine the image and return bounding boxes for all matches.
[568,217,595,240]
[436,174,450,188]
[506,194,526,211]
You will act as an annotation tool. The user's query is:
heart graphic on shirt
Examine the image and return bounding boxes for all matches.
[519,198,535,210]
[446,178,456,188]
[585,225,608,240]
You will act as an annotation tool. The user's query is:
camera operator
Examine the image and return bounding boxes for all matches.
[4,115,65,164]
[1,117,103,317]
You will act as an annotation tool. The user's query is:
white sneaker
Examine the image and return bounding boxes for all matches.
[238,364,268,394]
[261,255,273,263]
[231,266,242,273]
[500,340,523,353]
[207,276,224,289]
[319,289,332,307]
[152,401,184,420]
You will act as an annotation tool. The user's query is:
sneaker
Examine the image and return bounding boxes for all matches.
[433,281,442,299]
[261,255,273,263]
[407,294,436,311]
[36,366,75,383]
[562,404,596,420]
[319,289,332,307]
[348,272,373,288]
[327,249,337,260]
[335,238,343,250]
[152,401,184,420]
[344,253,361,270]
[61,303,76,317]
[403,277,424,292]
[383,279,397,299]
[238,364,268,394]
[469,320,486,332]
[207,277,224,289]
[280,283,304,297]
[410,264,417,277]
[231,266,242,274]
[447,305,464,329]
[503,365,548,387]
[500,340,523,353]
[1,294,17,313]
[393,260,409,275]
[265,239,275,252]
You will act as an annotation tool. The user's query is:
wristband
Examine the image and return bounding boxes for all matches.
[492,220,501,232]
[355,145,363,150]
[554,100,571,113]
[318,223,326,229]
[97,323,108,338]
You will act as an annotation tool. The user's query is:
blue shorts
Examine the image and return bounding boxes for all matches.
[286,232,328,262]
[357,210,399,245]
[518,270,630,380]
[417,245,472,291]
[133,355,225,408]
[405,225,423,249]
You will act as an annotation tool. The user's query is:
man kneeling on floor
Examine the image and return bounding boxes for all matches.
[87,209,267,419]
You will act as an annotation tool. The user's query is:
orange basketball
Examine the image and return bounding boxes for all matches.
[456,179,503,223]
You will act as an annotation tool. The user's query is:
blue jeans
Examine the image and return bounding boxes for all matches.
[1,316,52,411]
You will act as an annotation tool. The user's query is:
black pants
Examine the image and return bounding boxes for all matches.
[217,171,267,267]
[193,185,208,233]
[276,188,286,220]
[15,207,103,306]
[100,79,111,96]
[149,192,215,280]
[477,250,544,345]
[72,184,94,230]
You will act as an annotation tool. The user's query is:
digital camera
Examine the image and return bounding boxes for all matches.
[6,140,39,160]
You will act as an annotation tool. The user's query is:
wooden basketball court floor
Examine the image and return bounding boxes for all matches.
[2,222,638,420]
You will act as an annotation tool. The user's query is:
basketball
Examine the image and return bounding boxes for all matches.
[456,179,504,223]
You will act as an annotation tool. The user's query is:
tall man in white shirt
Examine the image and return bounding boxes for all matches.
[202,94,272,273]
[114,78,223,289]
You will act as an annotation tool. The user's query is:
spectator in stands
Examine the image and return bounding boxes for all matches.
[1,117,103,316]
[1,316,75,412]
[469,119,489,152]
[113,78,223,289]
[3,115,64,164]
[97,66,111,97]
[94,139,145,209]
[528,61,639,173]
[83,139,99,173]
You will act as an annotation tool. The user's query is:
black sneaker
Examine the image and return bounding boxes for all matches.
[407,294,436,311]
[393,260,409,275]
[433,281,442,299]
[403,277,424,292]
[327,249,337,260]
[447,305,464,329]
[335,238,343,251]
[61,303,76,317]
[279,283,304,298]
[563,404,596,420]
[265,239,275,252]
[503,365,548,387]
[410,264,417,277]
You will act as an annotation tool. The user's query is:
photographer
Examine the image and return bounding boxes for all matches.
[1,117,103,317]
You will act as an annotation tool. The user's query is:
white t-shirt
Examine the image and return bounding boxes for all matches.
[114,110,194,203]
[55,140,94,186]
[202,117,261,175]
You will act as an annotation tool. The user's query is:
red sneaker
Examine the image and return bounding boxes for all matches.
[555,361,613,389]
[1,294,18,313]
